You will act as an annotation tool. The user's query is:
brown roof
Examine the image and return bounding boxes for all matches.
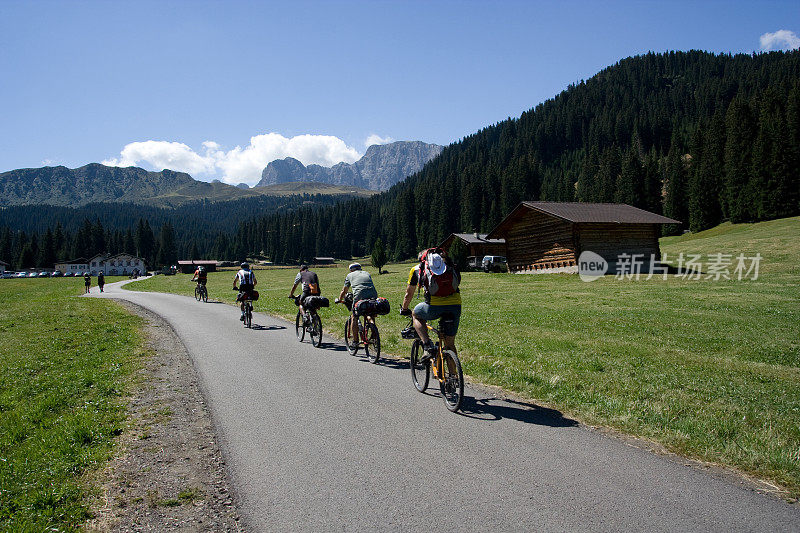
[487,201,680,238]
[439,233,505,247]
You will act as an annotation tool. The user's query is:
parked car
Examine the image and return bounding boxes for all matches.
[38,271,51,277]
[15,272,27,278]
[27,272,38,278]
[482,255,508,273]
[52,271,63,277]
[63,272,74,277]
[1,272,15,279]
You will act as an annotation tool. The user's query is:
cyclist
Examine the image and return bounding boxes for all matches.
[400,249,461,363]
[289,264,321,319]
[337,262,378,350]
[233,262,257,321]
[191,265,208,292]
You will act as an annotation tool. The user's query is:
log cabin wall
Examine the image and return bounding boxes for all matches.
[575,223,660,272]
[506,210,577,272]
[469,242,507,257]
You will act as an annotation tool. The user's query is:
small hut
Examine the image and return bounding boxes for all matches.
[486,202,679,274]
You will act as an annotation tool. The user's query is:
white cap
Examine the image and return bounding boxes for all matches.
[427,254,446,276]
[349,262,362,271]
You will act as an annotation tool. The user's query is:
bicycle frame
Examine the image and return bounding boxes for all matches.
[405,314,464,412]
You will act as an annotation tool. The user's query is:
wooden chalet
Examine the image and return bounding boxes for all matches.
[439,233,506,257]
[177,260,219,274]
[486,202,680,274]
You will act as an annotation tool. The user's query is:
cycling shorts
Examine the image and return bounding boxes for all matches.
[412,302,461,337]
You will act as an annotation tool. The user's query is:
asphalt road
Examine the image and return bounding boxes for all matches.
[88,281,800,532]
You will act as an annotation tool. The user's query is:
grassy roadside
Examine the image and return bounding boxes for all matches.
[0,277,143,530]
[127,216,800,497]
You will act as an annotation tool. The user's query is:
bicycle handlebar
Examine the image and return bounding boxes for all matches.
[400,308,412,316]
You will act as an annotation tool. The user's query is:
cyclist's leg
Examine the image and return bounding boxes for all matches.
[351,310,360,341]
[412,302,439,348]
[440,306,461,352]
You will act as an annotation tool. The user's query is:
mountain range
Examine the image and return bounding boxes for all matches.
[0,162,375,208]
[256,141,442,191]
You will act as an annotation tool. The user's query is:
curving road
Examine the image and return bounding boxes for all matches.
[87,281,800,532]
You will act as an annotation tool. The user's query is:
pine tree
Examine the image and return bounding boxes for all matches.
[615,147,645,206]
[39,228,56,269]
[663,140,688,235]
[724,96,756,222]
[53,222,66,260]
[370,238,387,274]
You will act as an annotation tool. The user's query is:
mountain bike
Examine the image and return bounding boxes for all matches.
[401,309,464,412]
[235,288,253,328]
[290,296,323,348]
[194,281,208,302]
[336,294,380,364]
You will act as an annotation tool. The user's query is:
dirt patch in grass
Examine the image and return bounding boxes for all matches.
[86,302,241,531]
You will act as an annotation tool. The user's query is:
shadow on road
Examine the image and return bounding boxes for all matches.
[458,396,578,427]
[316,342,348,351]
[250,324,287,331]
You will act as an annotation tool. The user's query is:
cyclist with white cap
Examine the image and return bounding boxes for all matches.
[338,262,378,350]
[400,248,461,362]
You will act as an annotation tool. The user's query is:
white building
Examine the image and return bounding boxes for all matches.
[88,253,147,275]
[55,257,89,274]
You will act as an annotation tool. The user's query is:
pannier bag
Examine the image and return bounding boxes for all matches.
[355,297,390,316]
[375,297,390,315]
[305,295,329,309]
[238,290,259,302]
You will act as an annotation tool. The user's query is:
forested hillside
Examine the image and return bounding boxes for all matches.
[234,50,799,262]
[0,194,343,270]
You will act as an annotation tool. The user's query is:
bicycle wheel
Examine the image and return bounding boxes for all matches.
[344,317,358,355]
[364,322,380,364]
[410,340,429,392]
[245,303,252,328]
[440,349,464,412]
[296,312,305,342]
[310,314,323,348]
[202,286,208,302]
[195,287,201,301]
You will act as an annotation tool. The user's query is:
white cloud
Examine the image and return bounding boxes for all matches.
[102,133,363,185]
[365,134,394,148]
[102,140,215,175]
[760,30,800,51]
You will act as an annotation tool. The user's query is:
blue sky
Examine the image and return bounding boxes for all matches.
[0,0,798,185]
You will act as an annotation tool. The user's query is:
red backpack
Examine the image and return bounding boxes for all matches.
[417,248,459,298]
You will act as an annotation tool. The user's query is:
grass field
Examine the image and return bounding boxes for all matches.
[127,216,800,496]
[0,277,143,530]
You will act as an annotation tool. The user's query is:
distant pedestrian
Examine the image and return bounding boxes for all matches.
[84,272,91,293]
[98,272,105,292]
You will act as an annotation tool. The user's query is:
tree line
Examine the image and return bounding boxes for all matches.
[0,194,346,270]
[228,50,800,262]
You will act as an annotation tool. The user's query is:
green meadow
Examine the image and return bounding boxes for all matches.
[0,277,142,530]
[128,216,800,495]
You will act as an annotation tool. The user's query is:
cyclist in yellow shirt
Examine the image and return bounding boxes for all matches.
[400,249,461,362]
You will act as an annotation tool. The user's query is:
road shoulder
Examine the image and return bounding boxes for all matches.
[86,301,242,531]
